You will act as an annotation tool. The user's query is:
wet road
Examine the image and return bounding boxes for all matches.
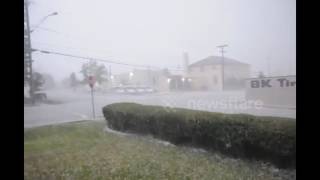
[24,88,296,128]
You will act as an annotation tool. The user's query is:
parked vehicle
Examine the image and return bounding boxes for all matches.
[145,87,155,93]
[24,85,47,102]
[110,86,156,95]
[34,90,47,101]
[125,87,137,94]
[114,87,125,94]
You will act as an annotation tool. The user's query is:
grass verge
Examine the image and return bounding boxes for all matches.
[25,120,295,180]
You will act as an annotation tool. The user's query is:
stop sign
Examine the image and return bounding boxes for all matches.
[88,76,96,88]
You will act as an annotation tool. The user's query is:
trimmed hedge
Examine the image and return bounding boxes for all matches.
[103,103,296,169]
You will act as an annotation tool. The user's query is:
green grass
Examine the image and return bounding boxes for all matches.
[25,121,295,180]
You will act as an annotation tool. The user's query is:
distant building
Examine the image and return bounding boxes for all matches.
[167,75,192,91]
[187,56,251,91]
[112,69,171,91]
[131,69,170,91]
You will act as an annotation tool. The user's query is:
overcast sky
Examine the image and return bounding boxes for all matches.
[28,0,296,81]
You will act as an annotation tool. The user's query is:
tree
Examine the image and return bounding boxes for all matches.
[70,72,78,89]
[80,61,108,84]
[32,72,45,91]
[42,73,56,89]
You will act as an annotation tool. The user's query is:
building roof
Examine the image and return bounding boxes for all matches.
[189,56,250,67]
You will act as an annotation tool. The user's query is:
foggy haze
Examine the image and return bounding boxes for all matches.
[25,1,296,177]
[29,0,296,82]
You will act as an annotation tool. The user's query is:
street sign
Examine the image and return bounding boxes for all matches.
[88,76,96,88]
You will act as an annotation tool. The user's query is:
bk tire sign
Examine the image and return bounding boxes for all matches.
[245,75,296,108]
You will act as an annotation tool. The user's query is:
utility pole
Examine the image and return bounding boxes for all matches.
[24,1,58,104]
[147,66,151,87]
[108,65,111,83]
[24,0,34,103]
[217,44,228,91]
[267,59,270,77]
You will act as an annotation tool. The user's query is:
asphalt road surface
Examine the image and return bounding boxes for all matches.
[24,88,296,128]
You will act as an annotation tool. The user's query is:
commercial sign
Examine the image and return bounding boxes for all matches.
[245,75,296,108]
[248,76,296,89]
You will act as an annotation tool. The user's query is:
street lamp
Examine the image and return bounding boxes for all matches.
[167,78,171,91]
[129,72,134,78]
[181,77,185,90]
[31,12,58,33]
[110,75,114,87]
[24,8,58,104]
[129,72,134,85]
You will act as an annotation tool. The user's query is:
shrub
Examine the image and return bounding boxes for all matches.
[103,103,296,169]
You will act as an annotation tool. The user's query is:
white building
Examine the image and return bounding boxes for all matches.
[187,56,251,91]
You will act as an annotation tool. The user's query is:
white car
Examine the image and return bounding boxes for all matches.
[125,88,137,94]
[136,88,146,93]
[111,86,155,95]
[145,88,155,93]
[115,88,125,93]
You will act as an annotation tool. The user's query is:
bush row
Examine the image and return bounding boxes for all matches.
[103,103,296,169]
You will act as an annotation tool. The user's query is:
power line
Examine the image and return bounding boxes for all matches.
[32,27,184,72]
[31,25,185,72]
[33,41,184,71]
[32,44,184,72]
[34,26,116,55]
[30,48,184,72]
[32,41,113,59]
[35,26,111,47]
[35,26,61,34]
